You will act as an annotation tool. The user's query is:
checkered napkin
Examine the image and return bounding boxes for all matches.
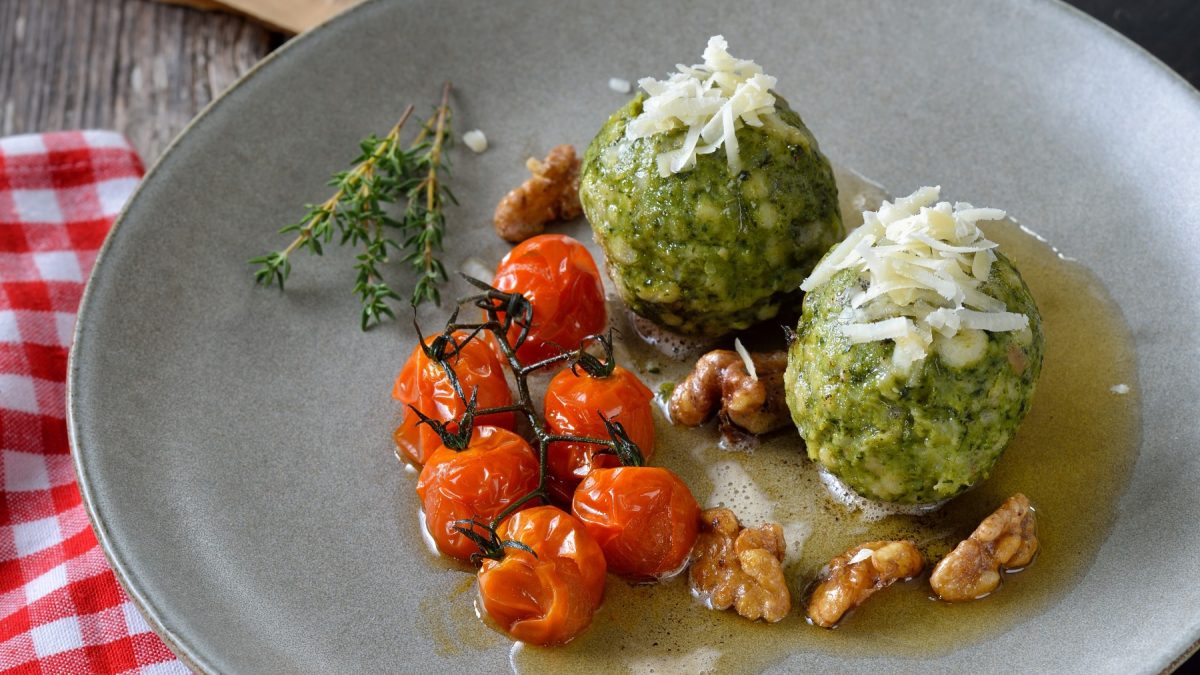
[0,132,185,674]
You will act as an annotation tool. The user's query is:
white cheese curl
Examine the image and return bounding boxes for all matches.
[627,36,778,177]
[802,186,1030,372]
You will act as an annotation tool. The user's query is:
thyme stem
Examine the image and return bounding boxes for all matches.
[250,83,458,330]
[422,84,451,280]
[407,82,455,307]
[268,106,415,272]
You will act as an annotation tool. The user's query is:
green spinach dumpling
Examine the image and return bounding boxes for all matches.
[785,188,1044,505]
[579,37,842,338]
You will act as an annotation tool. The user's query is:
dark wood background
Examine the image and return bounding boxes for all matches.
[1,0,1198,163]
[0,0,1197,671]
[0,1,280,159]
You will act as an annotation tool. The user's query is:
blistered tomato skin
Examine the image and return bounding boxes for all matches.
[477,506,607,646]
[392,331,515,466]
[572,467,701,581]
[415,426,541,562]
[543,366,655,503]
[491,234,607,364]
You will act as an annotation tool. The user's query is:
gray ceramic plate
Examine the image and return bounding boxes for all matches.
[68,0,1200,672]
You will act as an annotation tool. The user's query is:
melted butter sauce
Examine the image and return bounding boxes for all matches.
[424,168,1142,673]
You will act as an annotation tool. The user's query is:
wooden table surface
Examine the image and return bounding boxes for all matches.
[0,0,279,160]
[2,0,1198,163]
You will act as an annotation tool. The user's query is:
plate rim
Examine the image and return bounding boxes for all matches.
[64,0,1200,672]
[63,1,398,671]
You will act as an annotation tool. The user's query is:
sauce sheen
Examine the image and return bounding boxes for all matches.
[421,168,1141,673]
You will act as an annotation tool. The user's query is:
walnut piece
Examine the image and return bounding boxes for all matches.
[668,349,789,436]
[492,144,582,243]
[689,508,791,623]
[806,540,923,628]
[930,493,1038,602]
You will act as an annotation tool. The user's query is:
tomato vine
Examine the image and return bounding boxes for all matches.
[408,275,645,562]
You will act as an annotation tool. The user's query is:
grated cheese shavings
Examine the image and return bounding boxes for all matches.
[608,77,632,93]
[801,186,1029,373]
[848,548,874,565]
[733,337,757,381]
[461,129,488,153]
[627,35,778,176]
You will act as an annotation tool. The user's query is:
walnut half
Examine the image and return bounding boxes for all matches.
[492,144,582,243]
[689,508,791,623]
[806,540,923,628]
[930,493,1038,602]
[668,349,790,436]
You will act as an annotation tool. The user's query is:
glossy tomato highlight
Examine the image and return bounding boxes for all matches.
[543,365,655,503]
[477,506,606,646]
[416,426,541,562]
[491,234,606,364]
[392,331,515,466]
[572,467,700,580]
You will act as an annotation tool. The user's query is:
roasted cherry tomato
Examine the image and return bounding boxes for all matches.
[416,426,540,562]
[543,366,655,503]
[572,466,700,580]
[477,505,607,646]
[491,234,606,364]
[392,331,514,466]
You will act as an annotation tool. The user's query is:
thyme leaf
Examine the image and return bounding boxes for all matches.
[250,82,456,330]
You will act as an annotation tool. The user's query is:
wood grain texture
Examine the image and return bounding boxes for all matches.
[0,0,279,162]
[155,0,231,11]
[1,0,1197,166]
[153,0,363,33]
[216,0,362,33]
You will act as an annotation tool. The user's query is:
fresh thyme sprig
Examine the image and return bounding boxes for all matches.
[405,82,456,307]
[250,82,455,330]
[412,276,644,562]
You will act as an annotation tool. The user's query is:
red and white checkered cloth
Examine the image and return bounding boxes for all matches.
[0,132,185,674]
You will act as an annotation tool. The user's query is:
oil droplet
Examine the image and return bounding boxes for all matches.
[706,459,774,527]
[817,468,947,522]
[780,521,813,565]
[627,646,724,674]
